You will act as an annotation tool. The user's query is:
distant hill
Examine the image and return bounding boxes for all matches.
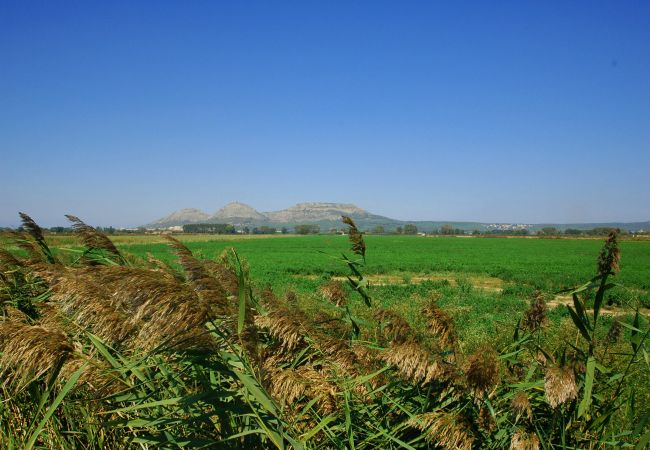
[144,203,649,233]
[146,208,211,228]
[212,202,267,222]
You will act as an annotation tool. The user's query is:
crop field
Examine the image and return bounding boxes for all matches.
[50,234,639,349]
[2,220,649,449]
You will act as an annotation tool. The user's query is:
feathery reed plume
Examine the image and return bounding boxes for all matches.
[65,215,125,264]
[61,356,118,395]
[146,252,183,281]
[255,308,307,353]
[204,260,240,296]
[285,290,298,304]
[510,430,540,450]
[165,236,209,281]
[267,366,337,413]
[133,285,213,350]
[19,212,56,263]
[6,230,43,263]
[478,406,496,431]
[40,266,136,346]
[260,284,279,306]
[606,319,622,344]
[381,341,450,384]
[267,367,309,406]
[315,335,360,374]
[409,411,474,450]
[511,391,533,421]
[374,309,414,344]
[164,236,230,313]
[1,306,29,323]
[0,320,73,389]
[464,347,500,397]
[421,300,456,346]
[319,279,347,307]
[342,216,366,259]
[0,248,24,269]
[522,291,547,332]
[597,229,621,276]
[544,366,578,408]
[41,264,215,350]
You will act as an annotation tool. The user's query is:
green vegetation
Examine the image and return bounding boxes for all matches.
[183,223,236,234]
[1,215,648,448]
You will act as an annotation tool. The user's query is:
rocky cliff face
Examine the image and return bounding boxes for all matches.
[265,202,369,223]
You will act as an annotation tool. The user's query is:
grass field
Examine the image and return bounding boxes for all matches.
[2,223,649,448]
[44,233,650,350]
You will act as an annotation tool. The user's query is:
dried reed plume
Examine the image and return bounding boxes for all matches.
[606,320,622,344]
[374,309,414,344]
[41,267,138,346]
[40,265,215,350]
[6,230,43,263]
[19,212,56,264]
[544,366,578,408]
[0,320,73,389]
[342,216,365,259]
[165,236,231,314]
[65,215,125,264]
[597,229,621,276]
[510,430,540,450]
[319,279,347,307]
[478,406,496,431]
[464,348,500,397]
[255,308,307,353]
[409,411,474,450]
[267,366,337,413]
[60,356,118,396]
[522,291,547,332]
[511,391,533,421]
[421,300,456,346]
[381,341,449,384]
[285,290,298,304]
[0,248,24,269]
[204,259,240,296]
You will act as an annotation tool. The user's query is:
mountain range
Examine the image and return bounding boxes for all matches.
[145,202,650,233]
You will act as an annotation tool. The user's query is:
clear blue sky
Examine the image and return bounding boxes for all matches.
[1,1,648,227]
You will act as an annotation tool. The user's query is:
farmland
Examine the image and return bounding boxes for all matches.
[2,220,649,448]
[90,234,650,348]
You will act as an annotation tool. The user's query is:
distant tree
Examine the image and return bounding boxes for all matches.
[395,226,403,234]
[403,224,418,235]
[472,229,481,236]
[256,226,276,234]
[440,224,454,235]
[183,223,235,234]
[589,227,617,236]
[564,228,582,236]
[372,225,385,234]
[294,224,320,235]
[243,226,250,234]
[281,227,288,234]
[539,227,559,236]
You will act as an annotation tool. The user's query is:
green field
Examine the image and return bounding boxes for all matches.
[3,227,649,448]
[110,235,650,289]
[103,234,649,350]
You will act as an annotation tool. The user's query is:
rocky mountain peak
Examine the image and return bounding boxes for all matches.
[212,202,267,220]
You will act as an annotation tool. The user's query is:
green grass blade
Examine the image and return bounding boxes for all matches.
[24,363,86,450]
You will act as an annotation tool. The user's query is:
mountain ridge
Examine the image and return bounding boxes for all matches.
[144,202,650,233]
